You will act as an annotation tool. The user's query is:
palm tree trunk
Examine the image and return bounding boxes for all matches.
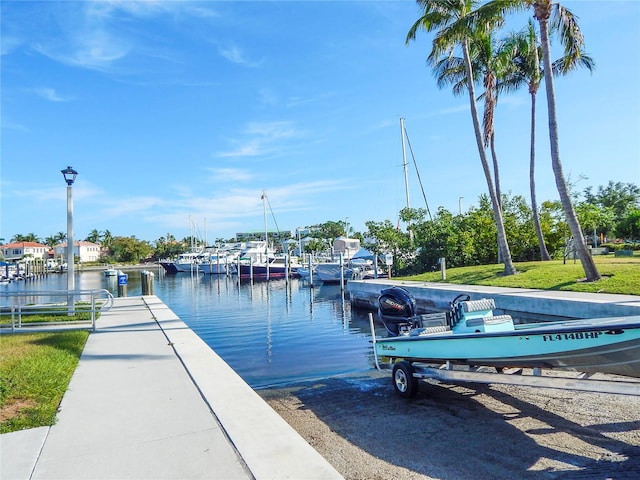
[490,133,503,263]
[538,17,600,280]
[462,40,516,275]
[490,133,501,207]
[529,90,551,260]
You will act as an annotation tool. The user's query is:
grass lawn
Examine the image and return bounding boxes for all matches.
[0,331,89,433]
[398,254,640,296]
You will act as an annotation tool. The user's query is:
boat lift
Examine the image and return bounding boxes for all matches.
[368,313,640,398]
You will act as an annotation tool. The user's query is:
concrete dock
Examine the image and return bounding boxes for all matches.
[1,296,343,480]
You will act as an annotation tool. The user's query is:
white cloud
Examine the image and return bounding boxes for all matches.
[218,44,262,68]
[216,141,264,158]
[215,121,302,158]
[30,0,194,72]
[437,104,470,115]
[246,121,297,139]
[1,35,23,56]
[33,87,71,102]
[207,168,254,182]
[32,24,131,71]
[100,196,168,218]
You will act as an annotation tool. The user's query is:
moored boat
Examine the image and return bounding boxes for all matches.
[200,252,239,275]
[160,249,209,273]
[104,265,118,277]
[238,256,302,280]
[314,263,354,284]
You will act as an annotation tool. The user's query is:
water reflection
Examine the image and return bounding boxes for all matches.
[5,269,374,388]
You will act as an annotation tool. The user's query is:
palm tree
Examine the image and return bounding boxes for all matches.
[11,233,41,243]
[52,231,67,245]
[85,229,101,244]
[102,230,113,248]
[432,28,515,262]
[501,20,594,261]
[44,235,58,247]
[407,0,517,275]
[477,0,600,281]
[500,22,550,260]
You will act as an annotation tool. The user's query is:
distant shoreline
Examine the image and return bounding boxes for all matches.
[79,263,160,272]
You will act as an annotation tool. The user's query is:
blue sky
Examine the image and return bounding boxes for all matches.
[1,0,639,244]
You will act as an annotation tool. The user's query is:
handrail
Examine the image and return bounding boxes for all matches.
[0,289,114,332]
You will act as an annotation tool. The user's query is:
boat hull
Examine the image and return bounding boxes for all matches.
[238,264,287,280]
[200,262,234,274]
[159,261,178,274]
[314,264,353,284]
[375,316,640,378]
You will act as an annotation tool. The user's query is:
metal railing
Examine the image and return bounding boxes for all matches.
[0,289,114,332]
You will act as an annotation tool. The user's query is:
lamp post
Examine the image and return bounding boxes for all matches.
[61,166,78,313]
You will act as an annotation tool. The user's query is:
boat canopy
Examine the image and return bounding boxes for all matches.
[351,247,375,260]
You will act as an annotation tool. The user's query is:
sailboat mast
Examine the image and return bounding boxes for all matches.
[262,190,268,261]
[400,117,411,211]
[400,118,413,242]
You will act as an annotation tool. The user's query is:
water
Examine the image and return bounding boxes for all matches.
[3,268,377,388]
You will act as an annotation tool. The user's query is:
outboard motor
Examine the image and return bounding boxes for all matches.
[378,287,417,336]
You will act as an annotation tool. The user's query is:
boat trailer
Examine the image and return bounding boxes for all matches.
[368,313,640,398]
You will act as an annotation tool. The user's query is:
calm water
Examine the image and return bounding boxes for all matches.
[4,268,377,388]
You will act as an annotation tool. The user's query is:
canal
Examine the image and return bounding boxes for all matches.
[4,268,376,388]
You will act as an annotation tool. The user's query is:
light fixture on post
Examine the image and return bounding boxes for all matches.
[61,166,78,314]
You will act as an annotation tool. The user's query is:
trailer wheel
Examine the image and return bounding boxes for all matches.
[392,361,418,398]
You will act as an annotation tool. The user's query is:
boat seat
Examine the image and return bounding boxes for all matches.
[451,298,496,327]
[459,298,495,312]
[466,315,514,333]
[410,325,451,336]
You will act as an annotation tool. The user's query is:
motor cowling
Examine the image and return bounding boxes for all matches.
[378,287,417,336]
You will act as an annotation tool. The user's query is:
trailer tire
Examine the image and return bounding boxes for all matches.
[392,361,418,398]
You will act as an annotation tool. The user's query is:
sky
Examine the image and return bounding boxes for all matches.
[1,0,639,245]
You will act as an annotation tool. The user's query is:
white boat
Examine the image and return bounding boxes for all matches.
[314,263,355,284]
[200,253,239,275]
[372,287,640,397]
[104,266,118,277]
[160,249,210,274]
[236,240,274,265]
[314,257,377,284]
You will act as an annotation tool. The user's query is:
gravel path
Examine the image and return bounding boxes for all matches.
[258,370,640,480]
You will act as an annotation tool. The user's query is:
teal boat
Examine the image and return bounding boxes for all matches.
[373,287,640,397]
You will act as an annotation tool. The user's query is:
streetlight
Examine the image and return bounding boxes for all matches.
[61,166,78,313]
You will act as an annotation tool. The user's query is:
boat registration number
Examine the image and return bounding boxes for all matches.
[542,331,602,342]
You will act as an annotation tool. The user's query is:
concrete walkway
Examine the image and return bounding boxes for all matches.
[1,296,343,480]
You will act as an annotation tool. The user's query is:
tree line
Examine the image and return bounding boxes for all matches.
[362,181,639,276]
[4,181,637,268]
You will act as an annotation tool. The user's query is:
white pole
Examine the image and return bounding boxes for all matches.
[262,190,269,280]
[400,117,413,243]
[369,313,381,371]
[66,183,74,314]
[400,118,410,210]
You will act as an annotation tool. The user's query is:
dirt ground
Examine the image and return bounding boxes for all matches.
[258,370,640,480]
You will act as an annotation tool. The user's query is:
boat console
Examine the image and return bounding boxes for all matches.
[450,298,515,334]
[378,287,514,336]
